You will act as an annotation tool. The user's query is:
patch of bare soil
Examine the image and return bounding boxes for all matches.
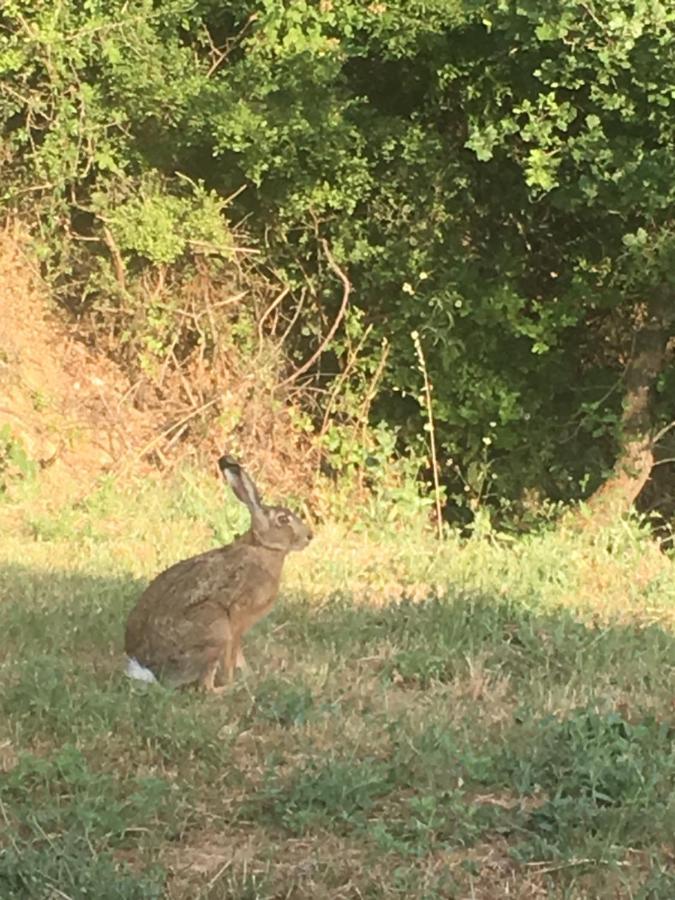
[0,222,158,501]
[0,221,317,504]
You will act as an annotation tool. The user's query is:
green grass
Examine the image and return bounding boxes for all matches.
[0,471,674,898]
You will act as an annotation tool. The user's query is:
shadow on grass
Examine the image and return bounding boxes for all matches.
[1,562,674,899]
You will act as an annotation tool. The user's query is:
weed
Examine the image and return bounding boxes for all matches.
[254,755,394,835]
[248,676,316,728]
[505,709,675,862]
[0,425,36,491]
[0,746,169,898]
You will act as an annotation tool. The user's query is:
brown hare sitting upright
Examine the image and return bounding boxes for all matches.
[124,455,312,692]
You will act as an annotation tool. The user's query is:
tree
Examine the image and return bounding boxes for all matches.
[2,0,675,523]
[457,1,675,516]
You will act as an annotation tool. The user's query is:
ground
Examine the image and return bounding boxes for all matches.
[1,227,674,899]
[1,471,674,899]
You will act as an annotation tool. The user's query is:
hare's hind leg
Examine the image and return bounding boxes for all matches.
[234,631,249,673]
[200,660,226,694]
[214,639,243,687]
[235,645,249,672]
[217,630,246,685]
[221,636,237,685]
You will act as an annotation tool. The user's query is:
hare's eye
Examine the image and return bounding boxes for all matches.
[277,512,291,525]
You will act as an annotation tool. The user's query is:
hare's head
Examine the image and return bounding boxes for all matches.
[218,455,313,553]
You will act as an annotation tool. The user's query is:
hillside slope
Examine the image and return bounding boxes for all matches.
[0,223,159,501]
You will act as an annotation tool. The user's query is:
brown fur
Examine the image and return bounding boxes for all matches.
[124,457,312,690]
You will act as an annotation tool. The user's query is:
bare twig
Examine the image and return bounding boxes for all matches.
[359,338,390,427]
[276,286,307,347]
[101,226,126,292]
[651,418,675,445]
[257,285,290,346]
[559,368,627,445]
[92,382,133,452]
[130,398,219,465]
[651,456,675,467]
[357,338,390,488]
[43,886,74,900]
[525,857,629,876]
[118,378,144,408]
[6,182,55,199]
[211,291,248,310]
[277,239,351,390]
[63,13,158,42]
[156,335,181,389]
[205,14,258,78]
[175,292,247,320]
[205,858,234,891]
[319,323,374,438]
[580,3,604,30]
[171,349,199,408]
[222,183,249,206]
[164,421,190,453]
[413,331,444,540]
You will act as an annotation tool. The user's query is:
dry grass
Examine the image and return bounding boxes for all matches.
[0,222,321,517]
[0,468,674,899]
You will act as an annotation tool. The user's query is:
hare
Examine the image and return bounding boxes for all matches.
[124,455,312,692]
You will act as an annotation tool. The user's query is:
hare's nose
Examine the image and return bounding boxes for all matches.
[307,530,314,542]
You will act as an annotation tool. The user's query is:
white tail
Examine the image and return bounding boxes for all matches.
[125,656,157,684]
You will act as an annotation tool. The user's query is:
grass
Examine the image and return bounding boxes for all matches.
[0,469,674,898]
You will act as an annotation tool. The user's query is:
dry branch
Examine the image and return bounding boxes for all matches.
[102,226,126,292]
[277,240,351,390]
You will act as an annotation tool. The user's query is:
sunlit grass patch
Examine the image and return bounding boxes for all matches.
[0,470,674,897]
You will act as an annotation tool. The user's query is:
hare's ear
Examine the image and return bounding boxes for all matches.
[218,456,264,515]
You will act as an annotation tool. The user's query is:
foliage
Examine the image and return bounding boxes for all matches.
[0,746,168,898]
[505,708,675,861]
[0,425,36,491]
[2,1,675,520]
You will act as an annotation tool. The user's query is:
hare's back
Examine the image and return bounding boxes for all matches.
[124,544,254,675]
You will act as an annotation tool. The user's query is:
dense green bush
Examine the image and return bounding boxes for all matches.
[2,1,674,520]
